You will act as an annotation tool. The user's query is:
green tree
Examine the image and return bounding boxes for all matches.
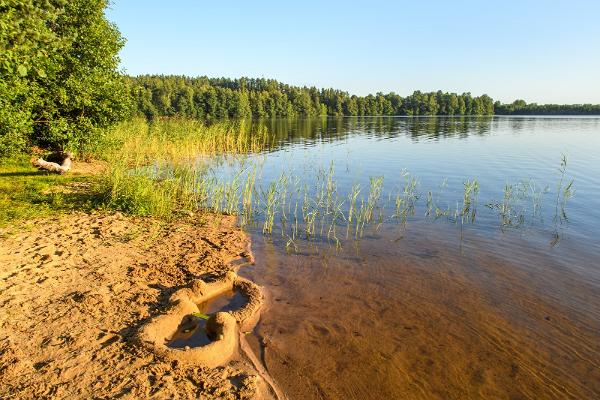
[126,75,599,120]
[0,0,129,156]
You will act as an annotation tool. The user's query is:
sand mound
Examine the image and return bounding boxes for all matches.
[0,212,270,399]
[138,271,263,368]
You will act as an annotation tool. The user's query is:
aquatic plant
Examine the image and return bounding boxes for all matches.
[241,167,257,226]
[95,119,578,250]
[365,176,384,224]
[392,172,419,223]
[554,154,575,224]
[97,118,270,219]
[458,179,479,224]
[262,182,278,235]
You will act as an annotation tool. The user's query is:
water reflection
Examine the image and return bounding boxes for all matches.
[235,116,499,150]
[200,117,600,253]
[231,116,600,151]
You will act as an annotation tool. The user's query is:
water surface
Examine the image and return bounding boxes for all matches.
[220,117,600,399]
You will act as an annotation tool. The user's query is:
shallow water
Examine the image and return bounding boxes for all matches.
[236,117,598,233]
[224,117,600,399]
[168,290,247,349]
[199,289,247,314]
[242,224,600,399]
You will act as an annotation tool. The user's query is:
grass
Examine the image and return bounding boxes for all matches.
[0,158,100,227]
[0,117,270,226]
[486,179,550,229]
[95,118,271,219]
[555,154,574,223]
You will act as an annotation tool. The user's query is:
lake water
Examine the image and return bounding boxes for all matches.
[214,117,600,399]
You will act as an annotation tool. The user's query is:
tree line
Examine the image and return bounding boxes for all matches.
[129,75,600,119]
[128,75,497,119]
[494,99,600,115]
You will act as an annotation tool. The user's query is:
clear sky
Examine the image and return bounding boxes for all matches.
[105,0,600,104]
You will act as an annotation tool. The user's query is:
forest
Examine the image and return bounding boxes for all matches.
[494,99,600,115]
[128,75,496,119]
[128,75,600,119]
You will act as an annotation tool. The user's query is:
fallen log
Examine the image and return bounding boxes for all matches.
[32,152,73,174]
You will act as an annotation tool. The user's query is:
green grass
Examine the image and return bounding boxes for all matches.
[0,117,261,225]
[1,118,323,229]
[93,118,270,219]
[0,158,100,226]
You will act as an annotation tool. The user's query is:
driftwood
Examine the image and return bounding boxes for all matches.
[32,152,73,174]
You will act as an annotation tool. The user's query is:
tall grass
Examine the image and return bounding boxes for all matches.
[95,117,270,163]
[96,118,270,218]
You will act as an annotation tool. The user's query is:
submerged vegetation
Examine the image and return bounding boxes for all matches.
[79,118,575,248]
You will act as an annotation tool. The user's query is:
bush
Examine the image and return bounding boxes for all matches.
[0,0,130,157]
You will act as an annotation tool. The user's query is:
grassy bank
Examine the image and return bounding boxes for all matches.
[0,118,268,226]
[0,158,100,226]
[94,118,269,218]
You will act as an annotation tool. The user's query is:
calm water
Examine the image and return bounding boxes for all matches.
[215,117,600,399]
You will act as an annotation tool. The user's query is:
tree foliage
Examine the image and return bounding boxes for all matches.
[494,100,600,115]
[129,76,600,120]
[0,0,129,156]
[128,76,497,119]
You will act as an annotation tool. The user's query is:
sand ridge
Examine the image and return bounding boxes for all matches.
[137,271,263,368]
[0,211,270,399]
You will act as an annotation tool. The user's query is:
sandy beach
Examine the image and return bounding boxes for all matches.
[0,211,270,399]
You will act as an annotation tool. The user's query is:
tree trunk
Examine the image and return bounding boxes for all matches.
[32,152,73,174]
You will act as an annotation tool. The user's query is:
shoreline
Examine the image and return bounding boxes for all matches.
[0,209,276,399]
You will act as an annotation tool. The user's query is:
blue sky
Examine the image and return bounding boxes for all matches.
[106,0,600,104]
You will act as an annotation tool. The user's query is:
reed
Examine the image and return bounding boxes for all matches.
[96,119,576,248]
[262,182,278,234]
[97,118,269,219]
[346,183,361,238]
[365,176,384,224]
[393,173,419,223]
[459,179,479,224]
[241,166,257,226]
[554,154,574,223]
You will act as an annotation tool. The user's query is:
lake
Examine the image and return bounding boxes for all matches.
[212,116,600,399]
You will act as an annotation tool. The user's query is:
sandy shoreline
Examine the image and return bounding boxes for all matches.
[0,211,273,399]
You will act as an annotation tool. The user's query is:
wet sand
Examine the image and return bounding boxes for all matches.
[241,223,600,399]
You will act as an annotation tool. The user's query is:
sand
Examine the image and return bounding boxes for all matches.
[0,211,271,399]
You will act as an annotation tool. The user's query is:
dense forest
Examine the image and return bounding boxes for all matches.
[128,76,496,119]
[494,99,600,115]
[128,75,600,119]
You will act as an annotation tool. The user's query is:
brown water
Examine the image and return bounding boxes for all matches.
[241,222,600,399]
